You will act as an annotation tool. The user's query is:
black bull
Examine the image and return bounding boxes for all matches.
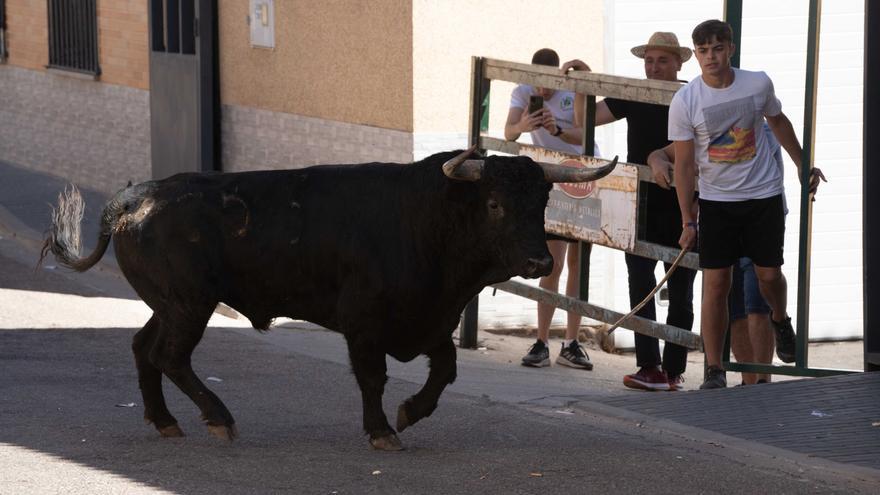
[41,148,616,450]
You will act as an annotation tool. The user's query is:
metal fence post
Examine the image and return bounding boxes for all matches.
[460,56,490,349]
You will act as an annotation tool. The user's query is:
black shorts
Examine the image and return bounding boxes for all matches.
[698,195,785,269]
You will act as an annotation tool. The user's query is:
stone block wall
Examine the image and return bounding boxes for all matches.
[221,105,413,172]
[0,66,151,195]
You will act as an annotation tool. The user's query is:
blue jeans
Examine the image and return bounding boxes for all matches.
[728,257,771,321]
[625,253,697,375]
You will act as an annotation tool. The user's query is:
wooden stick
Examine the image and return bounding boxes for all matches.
[607,246,689,334]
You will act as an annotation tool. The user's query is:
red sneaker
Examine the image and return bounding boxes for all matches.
[667,374,685,391]
[623,367,670,391]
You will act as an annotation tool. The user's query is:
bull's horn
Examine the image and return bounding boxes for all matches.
[540,156,618,183]
[442,146,483,181]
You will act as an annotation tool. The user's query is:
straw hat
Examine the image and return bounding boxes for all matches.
[630,32,692,62]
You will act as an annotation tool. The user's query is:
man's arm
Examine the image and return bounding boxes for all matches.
[558,59,618,145]
[766,111,827,193]
[504,106,526,141]
[673,139,698,249]
[646,143,676,189]
[573,95,618,128]
[765,112,802,167]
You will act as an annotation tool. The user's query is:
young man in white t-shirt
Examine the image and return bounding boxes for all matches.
[668,20,825,389]
[504,48,595,371]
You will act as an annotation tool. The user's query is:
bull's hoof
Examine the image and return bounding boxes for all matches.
[369,433,404,451]
[207,423,238,441]
[158,424,185,438]
[396,403,412,432]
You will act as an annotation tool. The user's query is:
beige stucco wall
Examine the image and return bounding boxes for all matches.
[412,0,605,136]
[219,0,413,132]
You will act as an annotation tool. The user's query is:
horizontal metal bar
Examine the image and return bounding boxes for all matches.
[492,280,701,350]
[482,58,681,105]
[723,361,859,378]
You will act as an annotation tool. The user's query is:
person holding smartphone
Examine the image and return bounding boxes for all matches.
[504,48,599,371]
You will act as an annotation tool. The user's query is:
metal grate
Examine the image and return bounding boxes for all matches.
[47,0,100,75]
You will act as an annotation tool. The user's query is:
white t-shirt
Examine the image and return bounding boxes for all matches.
[510,84,600,157]
[668,68,784,201]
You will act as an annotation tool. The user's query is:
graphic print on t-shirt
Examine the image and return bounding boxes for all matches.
[702,96,757,164]
[560,94,574,111]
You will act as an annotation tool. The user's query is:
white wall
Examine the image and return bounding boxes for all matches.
[412,0,606,159]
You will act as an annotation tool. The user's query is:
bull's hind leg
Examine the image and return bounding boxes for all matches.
[345,335,402,451]
[133,314,183,437]
[396,338,456,433]
[151,307,238,440]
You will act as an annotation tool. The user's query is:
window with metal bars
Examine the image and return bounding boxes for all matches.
[47,0,100,76]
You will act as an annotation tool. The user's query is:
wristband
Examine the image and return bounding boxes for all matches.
[552,125,564,137]
[683,221,698,230]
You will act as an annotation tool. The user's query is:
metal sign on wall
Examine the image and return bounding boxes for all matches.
[518,145,639,251]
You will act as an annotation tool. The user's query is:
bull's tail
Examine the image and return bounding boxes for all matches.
[39,185,122,272]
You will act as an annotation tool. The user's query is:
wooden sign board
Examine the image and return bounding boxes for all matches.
[518,145,639,251]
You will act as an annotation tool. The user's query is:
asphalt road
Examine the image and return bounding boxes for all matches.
[0,233,875,494]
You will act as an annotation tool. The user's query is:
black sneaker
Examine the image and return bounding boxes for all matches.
[556,341,593,370]
[699,366,727,389]
[771,316,796,363]
[521,339,550,367]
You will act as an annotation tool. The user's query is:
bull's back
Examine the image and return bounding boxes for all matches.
[112,165,431,329]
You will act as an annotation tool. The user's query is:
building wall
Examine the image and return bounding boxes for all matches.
[0,0,150,195]
[3,0,149,88]
[0,65,151,194]
[412,0,606,159]
[221,104,412,173]
[3,0,48,71]
[97,0,150,89]
[218,0,412,131]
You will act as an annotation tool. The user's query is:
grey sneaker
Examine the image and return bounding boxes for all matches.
[771,316,796,363]
[556,341,593,370]
[699,366,727,390]
[521,339,550,367]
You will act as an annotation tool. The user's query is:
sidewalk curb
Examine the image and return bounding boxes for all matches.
[568,399,880,489]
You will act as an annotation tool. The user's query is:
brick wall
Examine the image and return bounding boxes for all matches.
[221,105,413,172]
[97,0,149,90]
[0,65,150,195]
[4,0,47,71]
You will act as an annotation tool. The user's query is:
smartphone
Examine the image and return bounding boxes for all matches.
[528,95,544,115]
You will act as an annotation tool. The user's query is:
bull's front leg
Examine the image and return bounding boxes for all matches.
[396,338,456,433]
[344,334,402,451]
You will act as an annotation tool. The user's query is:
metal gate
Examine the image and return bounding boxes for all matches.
[148,0,219,179]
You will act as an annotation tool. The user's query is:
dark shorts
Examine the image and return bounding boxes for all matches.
[698,194,785,269]
[728,257,771,321]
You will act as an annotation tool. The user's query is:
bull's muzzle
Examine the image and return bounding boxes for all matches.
[442,146,618,183]
[524,255,554,279]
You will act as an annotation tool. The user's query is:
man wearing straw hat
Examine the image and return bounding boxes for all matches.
[562,32,697,391]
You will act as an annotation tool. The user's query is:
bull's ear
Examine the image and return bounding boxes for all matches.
[540,156,618,183]
[442,146,483,181]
